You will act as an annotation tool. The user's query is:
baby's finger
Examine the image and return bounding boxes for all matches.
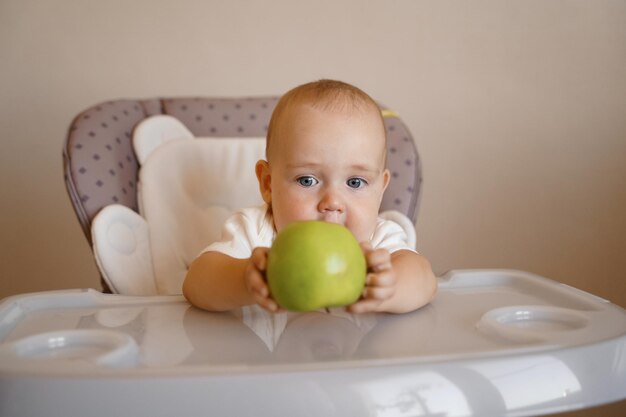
[253,291,279,312]
[366,270,396,288]
[363,285,395,301]
[360,241,373,254]
[366,249,392,272]
[250,247,269,271]
[347,298,382,314]
[247,269,269,297]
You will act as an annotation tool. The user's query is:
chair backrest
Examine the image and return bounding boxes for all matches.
[64,97,422,240]
[63,97,423,291]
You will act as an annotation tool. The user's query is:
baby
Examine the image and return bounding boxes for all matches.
[183,80,437,314]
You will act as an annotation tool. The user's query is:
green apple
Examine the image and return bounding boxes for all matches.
[267,221,367,311]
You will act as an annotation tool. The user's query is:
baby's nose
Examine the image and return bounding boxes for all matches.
[318,188,345,213]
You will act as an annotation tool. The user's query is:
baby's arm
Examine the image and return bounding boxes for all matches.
[347,244,437,314]
[183,248,279,312]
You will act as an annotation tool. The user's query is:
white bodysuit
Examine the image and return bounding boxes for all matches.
[203,204,414,257]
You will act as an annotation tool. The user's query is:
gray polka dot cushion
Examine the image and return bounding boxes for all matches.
[63,97,422,245]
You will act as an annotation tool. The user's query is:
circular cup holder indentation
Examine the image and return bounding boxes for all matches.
[477,306,590,343]
[3,329,139,368]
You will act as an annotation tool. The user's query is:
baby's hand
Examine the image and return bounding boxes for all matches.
[245,247,281,312]
[347,243,396,314]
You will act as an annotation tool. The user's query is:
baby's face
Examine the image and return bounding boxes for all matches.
[257,103,389,242]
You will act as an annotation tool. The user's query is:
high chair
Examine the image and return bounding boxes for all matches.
[0,96,623,417]
[62,97,422,295]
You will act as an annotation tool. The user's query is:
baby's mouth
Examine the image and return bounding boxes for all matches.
[320,212,344,225]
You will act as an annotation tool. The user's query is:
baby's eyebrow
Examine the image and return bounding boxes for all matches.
[286,162,381,174]
[349,163,382,175]
[285,162,320,170]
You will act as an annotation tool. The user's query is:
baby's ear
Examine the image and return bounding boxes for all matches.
[255,160,272,204]
[378,169,391,206]
[382,169,391,191]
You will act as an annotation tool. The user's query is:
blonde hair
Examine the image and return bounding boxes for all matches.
[265,79,384,161]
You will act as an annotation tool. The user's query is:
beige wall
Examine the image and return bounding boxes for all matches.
[1,1,625,415]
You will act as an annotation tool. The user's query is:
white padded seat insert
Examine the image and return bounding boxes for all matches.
[92,204,157,295]
[92,114,266,295]
[142,138,266,294]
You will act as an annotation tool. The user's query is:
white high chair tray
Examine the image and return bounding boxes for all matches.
[1,269,625,417]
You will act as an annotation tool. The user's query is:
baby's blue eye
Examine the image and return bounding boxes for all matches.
[347,178,366,189]
[297,176,318,187]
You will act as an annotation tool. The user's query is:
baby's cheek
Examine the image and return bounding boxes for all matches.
[273,207,315,233]
[350,219,377,244]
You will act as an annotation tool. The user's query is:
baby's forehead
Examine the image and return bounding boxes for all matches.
[280,99,385,133]
[293,94,380,116]
[267,94,387,162]
[278,105,386,154]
